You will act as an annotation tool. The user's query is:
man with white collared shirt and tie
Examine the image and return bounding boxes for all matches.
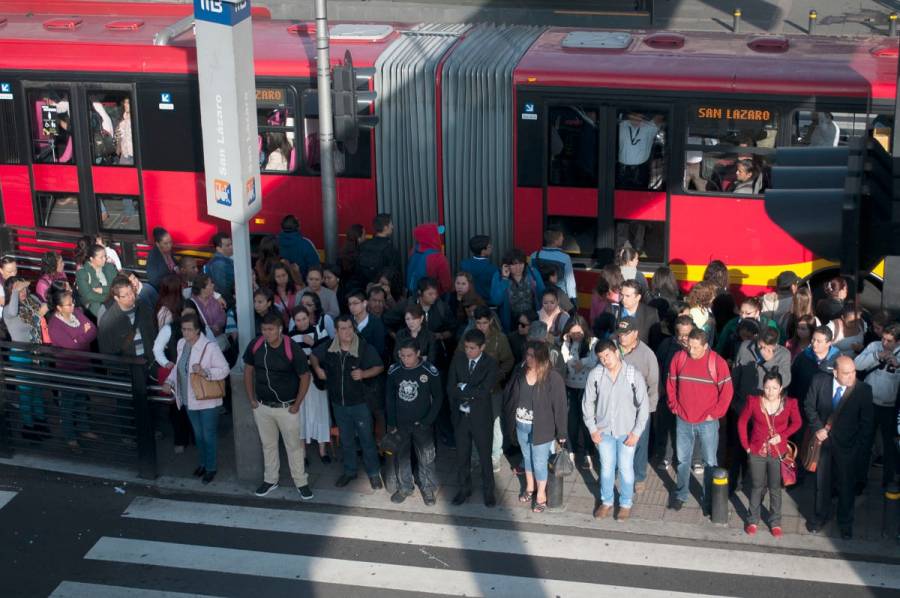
[804,356,873,539]
[447,329,499,507]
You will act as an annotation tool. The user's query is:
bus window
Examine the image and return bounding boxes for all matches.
[0,94,21,164]
[36,192,80,229]
[791,111,885,148]
[98,195,141,232]
[548,105,597,188]
[28,90,74,164]
[257,86,297,173]
[615,110,666,191]
[685,105,778,196]
[86,91,133,166]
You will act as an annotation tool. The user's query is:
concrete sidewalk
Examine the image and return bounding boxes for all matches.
[3,420,898,560]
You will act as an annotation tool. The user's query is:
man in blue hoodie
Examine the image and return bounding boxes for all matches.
[530,229,576,305]
[459,234,498,302]
[277,214,320,281]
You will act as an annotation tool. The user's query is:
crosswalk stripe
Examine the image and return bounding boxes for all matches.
[124,496,900,590]
[85,536,720,598]
[0,490,17,511]
[49,581,221,598]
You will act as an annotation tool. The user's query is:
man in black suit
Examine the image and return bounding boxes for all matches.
[447,329,499,507]
[804,356,874,539]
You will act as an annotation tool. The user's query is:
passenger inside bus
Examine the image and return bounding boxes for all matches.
[263,131,292,172]
[32,93,73,164]
[87,93,133,166]
[802,111,840,147]
[616,111,664,190]
[116,98,133,165]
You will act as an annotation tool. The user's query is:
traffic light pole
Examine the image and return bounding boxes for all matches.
[315,0,339,263]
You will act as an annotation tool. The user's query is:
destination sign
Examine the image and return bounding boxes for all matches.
[256,87,285,103]
[695,107,773,123]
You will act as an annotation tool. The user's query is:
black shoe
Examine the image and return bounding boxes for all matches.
[297,485,314,500]
[369,475,383,490]
[201,471,216,485]
[391,490,409,504]
[484,493,497,508]
[423,493,436,506]
[840,527,853,540]
[320,454,332,465]
[451,490,471,506]
[668,497,684,511]
[335,474,357,488]
[254,481,278,497]
[806,519,824,534]
[193,466,206,477]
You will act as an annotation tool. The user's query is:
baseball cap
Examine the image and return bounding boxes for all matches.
[775,271,801,291]
[616,317,638,335]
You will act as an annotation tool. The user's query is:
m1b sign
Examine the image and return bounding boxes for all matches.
[194,0,261,223]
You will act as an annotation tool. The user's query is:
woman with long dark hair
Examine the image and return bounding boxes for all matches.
[291,305,332,463]
[504,340,567,513]
[35,250,67,302]
[269,262,299,327]
[146,226,177,289]
[560,315,597,470]
[737,369,801,537]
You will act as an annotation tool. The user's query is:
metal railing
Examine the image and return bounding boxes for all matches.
[0,340,160,478]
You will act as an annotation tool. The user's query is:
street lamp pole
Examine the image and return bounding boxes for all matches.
[315,0,339,263]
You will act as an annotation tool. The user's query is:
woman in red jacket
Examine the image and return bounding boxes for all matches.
[738,369,802,537]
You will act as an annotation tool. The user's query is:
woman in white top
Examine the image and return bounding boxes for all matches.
[560,315,598,470]
[162,312,229,484]
[290,306,332,463]
[830,304,867,356]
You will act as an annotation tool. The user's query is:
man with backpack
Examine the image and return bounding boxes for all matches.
[356,213,402,290]
[407,223,451,295]
[243,312,313,500]
[666,328,733,514]
[530,229,576,305]
[583,339,649,521]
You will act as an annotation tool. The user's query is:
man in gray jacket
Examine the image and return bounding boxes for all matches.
[583,338,649,521]
[616,317,659,494]
[729,326,791,493]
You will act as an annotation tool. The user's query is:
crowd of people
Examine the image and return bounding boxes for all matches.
[1,213,898,541]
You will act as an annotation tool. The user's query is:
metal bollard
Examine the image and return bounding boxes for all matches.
[808,10,817,35]
[890,13,898,37]
[884,483,900,539]
[547,455,567,512]
[733,8,742,34]
[711,467,729,524]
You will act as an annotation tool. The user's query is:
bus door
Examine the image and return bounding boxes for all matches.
[545,102,668,264]
[24,82,143,237]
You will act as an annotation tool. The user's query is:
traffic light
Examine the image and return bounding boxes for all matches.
[332,50,378,154]
[764,134,895,275]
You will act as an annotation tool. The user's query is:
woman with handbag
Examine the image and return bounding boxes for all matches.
[163,312,229,484]
[737,370,802,537]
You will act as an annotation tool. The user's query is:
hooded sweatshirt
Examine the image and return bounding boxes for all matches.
[277,228,320,280]
[410,224,451,295]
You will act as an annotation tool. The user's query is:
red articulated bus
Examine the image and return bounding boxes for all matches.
[0,2,895,303]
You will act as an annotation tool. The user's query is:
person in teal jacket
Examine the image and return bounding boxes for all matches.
[75,244,119,319]
[716,296,782,361]
[490,248,544,332]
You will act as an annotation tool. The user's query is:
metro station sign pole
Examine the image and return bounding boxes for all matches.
[193,0,260,358]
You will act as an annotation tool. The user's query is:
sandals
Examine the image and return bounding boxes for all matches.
[532,501,547,514]
[519,490,534,503]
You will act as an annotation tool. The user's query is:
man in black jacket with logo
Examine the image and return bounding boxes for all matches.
[447,329,499,507]
[311,315,385,490]
[385,338,443,505]
[804,356,873,539]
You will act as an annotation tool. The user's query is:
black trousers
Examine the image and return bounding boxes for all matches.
[748,453,782,526]
[814,442,857,527]
[454,410,495,497]
[868,404,899,488]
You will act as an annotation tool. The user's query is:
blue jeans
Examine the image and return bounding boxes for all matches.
[333,402,380,477]
[516,421,553,482]
[59,391,90,440]
[633,417,651,483]
[675,418,718,504]
[10,352,45,427]
[597,434,637,508]
[187,408,219,473]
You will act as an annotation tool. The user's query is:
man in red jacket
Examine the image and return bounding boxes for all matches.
[666,328,733,513]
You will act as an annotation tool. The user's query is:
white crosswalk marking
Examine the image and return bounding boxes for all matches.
[124,496,900,590]
[85,536,717,598]
[50,581,221,598]
[0,490,17,511]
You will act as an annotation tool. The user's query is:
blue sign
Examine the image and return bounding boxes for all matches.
[524,103,535,113]
[0,83,10,93]
[194,0,251,26]
[160,92,172,103]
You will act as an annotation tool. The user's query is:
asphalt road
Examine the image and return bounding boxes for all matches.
[1,465,899,598]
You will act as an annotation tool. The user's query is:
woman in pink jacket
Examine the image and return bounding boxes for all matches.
[163,312,229,484]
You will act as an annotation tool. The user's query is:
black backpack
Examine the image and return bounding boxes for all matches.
[357,240,387,283]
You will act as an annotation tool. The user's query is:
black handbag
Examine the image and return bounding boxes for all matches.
[549,446,575,477]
